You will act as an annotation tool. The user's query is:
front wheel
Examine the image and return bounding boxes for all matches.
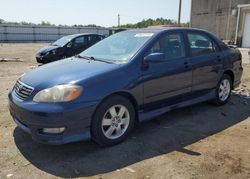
[213,74,232,105]
[91,95,135,146]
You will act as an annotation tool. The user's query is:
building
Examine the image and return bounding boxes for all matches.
[191,0,250,47]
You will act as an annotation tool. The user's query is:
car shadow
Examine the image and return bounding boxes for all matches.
[13,94,250,178]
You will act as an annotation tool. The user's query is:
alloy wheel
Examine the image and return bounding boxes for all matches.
[101,105,130,140]
[218,79,231,101]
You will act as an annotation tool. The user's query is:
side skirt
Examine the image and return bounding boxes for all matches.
[138,90,215,122]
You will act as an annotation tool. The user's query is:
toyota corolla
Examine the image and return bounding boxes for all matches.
[9,27,243,146]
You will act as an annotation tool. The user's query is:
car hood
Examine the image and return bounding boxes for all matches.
[37,45,60,54]
[20,57,120,88]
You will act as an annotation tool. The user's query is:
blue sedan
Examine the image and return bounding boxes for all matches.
[8,27,243,146]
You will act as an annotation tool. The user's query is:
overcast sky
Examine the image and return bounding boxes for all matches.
[1,0,191,27]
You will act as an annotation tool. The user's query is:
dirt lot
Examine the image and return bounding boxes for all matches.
[0,43,250,179]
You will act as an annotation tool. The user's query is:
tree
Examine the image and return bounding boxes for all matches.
[40,21,55,26]
[0,18,4,24]
[118,18,189,28]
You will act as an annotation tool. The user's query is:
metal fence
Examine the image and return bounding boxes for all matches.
[0,24,111,42]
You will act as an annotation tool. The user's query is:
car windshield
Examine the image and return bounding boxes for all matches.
[52,36,72,47]
[79,31,154,63]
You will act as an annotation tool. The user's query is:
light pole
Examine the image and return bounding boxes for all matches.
[178,0,182,25]
[118,14,120,27]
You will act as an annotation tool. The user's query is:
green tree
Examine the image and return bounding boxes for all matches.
[0,18,4,24]
[119,18,189,28]
[40,21,55,26]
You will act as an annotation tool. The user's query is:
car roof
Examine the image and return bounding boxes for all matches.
[125,27,222,48]
[127,27,210,34]
[64,33,103,39]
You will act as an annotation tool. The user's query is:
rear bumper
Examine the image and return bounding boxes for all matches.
[9,90,98,145]
[233,66,243,89]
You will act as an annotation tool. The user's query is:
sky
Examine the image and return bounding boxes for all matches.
[0,0,191,27]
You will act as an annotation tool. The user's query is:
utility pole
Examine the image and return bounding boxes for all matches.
[178,0,182,25]
[118,14,120,27]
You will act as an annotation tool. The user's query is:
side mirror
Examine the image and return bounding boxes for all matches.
[67,42,72,48]
[144,53,166,63]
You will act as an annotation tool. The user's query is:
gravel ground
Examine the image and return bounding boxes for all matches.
[0,43,250,179]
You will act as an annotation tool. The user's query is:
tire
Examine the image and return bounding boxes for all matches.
[91,95,135,146]
[213,74,232,105]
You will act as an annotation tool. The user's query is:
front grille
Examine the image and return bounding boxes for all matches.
[14,80,34,100]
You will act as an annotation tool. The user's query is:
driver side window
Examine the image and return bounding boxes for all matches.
[73,36,86,48]
[148,33,185,60]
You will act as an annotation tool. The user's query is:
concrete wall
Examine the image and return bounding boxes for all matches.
[0,25,110,42]
[191,0,250,43]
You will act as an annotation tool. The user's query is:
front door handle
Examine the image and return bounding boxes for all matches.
[215,56,222,62]
[184,61,190,68]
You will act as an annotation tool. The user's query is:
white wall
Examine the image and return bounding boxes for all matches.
[0,25,110,42]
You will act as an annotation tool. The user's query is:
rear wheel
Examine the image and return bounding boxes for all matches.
[213,74,232,105]
[91,95,135,146]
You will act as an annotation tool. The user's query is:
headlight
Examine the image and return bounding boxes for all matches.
[33,84,82,103]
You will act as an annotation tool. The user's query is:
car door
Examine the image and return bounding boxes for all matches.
[142,32,192,109]
[186,31,223,93]
[72,36,88,55]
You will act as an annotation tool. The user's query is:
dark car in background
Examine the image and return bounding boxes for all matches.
[9,28,243,146]
[36,33,104,63]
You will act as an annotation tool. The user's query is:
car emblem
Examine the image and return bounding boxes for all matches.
[18,84,23,92]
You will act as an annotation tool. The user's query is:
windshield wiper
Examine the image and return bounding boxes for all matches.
[75,55,93,61]
[76,55,113,64]
[93,58,114,64]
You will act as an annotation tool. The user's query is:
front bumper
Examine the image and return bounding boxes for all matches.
[36,54,58,63]
[9,91,98,145]
[36,55,48,63]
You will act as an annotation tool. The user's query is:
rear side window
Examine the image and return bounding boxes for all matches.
[187,33,219,56]
[148,33,185,60]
